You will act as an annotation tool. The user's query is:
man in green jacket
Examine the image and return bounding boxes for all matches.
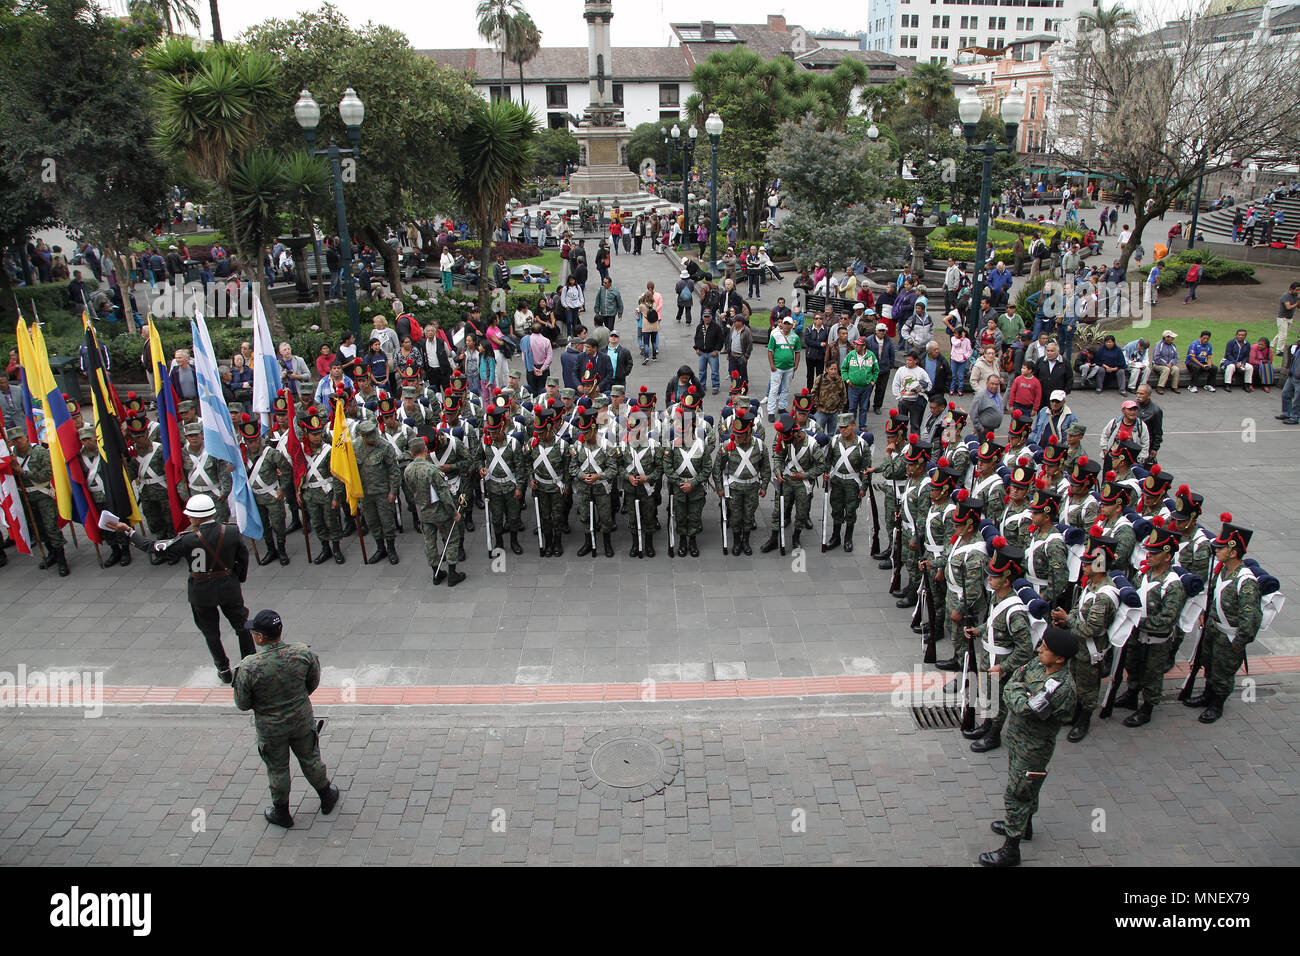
[840,337,880,431]
[593,276,624,331]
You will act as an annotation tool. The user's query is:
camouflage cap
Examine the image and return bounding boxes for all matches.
[611,385,626,396]
[6,425,27,441]
[837,413,855,428]
[77,425,96,440]
[183,422,203,436]
[401,386,420,399]
[560,387,576,399]
[357,420,379,436]
[177,400,195,413]
[547,376,560,387]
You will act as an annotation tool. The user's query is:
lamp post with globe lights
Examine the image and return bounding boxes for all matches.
[670,124,698,233]
[705,112,724,276]
[296,87,366,342]
[959,85,1023,311]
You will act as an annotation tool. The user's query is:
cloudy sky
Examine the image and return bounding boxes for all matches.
[159,0,1191,50]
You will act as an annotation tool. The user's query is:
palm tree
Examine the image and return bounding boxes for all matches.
[129,0,200,36]
[453,99,539,311]
[1076,4,1138,193]
[280,151,332,330]
[507,11,542,111]
[476,0,523,103]
[208,0,222,44]
[908,62,953,159]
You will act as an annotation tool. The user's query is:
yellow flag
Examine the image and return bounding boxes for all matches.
[16,318,74,522]
[329,401,363,515]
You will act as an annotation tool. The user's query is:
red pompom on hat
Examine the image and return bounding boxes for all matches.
[955,488,970,502]
[1012,409,1022,420]
[240,413,251,422]
[908,432,919,444]
[948,401,956,411]
[992,535,1007,549]
[640,385,647,393]
[1035,475,1047,490]
[493,387,502,395]
[727,440,736,451]
[127,391,138,399]
[1079,455,1090,466]
[1019,456,1030,467]
[938,456,950,467]
[1105,470,1117,481]
[1150,464,1161,475]
[985,431,994,441]
[586,362,593,370]
[687,385,696,394]
[800,388,810,395]
[1177,483,1190,496]
[1220,511,1232,523]
[774,423,784,432]
[1153,515,1166,527]
[731,371,740,379]
[1089,521,1104,537]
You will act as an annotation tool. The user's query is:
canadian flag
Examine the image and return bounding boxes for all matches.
[0,435,33,555]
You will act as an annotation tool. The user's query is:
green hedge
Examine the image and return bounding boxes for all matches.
[930,239,1016,263]
[1138,250,1256,290]
[992,218,1085,243]
[10,278,102,334]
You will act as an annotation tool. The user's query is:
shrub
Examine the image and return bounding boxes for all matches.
[993,218,1084,243]
[1138,251,1256,289]
[942,224,978,242]
[1012,272,1048,327]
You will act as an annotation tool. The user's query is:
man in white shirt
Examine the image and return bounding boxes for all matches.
[891,350,933,432]
[943,257,962,313]
[1119,225,1132,250]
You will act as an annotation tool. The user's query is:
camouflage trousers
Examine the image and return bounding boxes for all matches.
[533,489,566,536]
[947,598,989,673]
[1202,625,1249,700]
[1003,750,1051,840]
[485,488,524,535]
[302,487,341,542]
[257,720,329,806]
[828,478,864,526]
[1070,635,1110,712]
[139,490,174,540]
[624,486,656,541]
[723,484,760,531]
[990,644,1036,731]
[25,492,63,548]
[882,491,899,546]
[669,484,707,537]
[902,533,922,597]
[1123,637,1173,705]
[360,492,397,540]
[419,515,464,568]
[253,495,285,543]
[769,480,812,531]
[572,485,615,534]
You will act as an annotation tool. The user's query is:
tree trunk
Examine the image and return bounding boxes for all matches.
[478,215,492,313]
[303,215,330,333]
[519,62,526,110]
[361,223,403,299]
[208,0,222,44]
[0,252,15,325]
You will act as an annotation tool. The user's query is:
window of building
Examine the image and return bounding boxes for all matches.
[942,14,950,26]
[547,113,568,130]
[489,87,509,103]
[996,16,1006,28]
[546,85,567,109]
[659,109,681,122]
[1026,17,1033,28]
[939,36,949,47]
[659,84,679,108]
[1016,16,1024,28]
[612,83,623,106]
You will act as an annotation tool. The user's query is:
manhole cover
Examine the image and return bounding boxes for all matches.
[911,705,963,729]
[576,727,681,801]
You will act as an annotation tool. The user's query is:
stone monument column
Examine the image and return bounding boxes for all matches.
[569,0,640,197]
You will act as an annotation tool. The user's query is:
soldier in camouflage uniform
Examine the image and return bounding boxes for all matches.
[529,407,570,557]
[7,426,68,574]
[999,459,1035,553]
[1106,438,1143,505]
[299,407,346,565]
[1135,464,1173,519]
[1063,422,1086,471]
[126,415,174,551]
[479,403,526,555]
[938,404,971,486]
[1037,440,1067,496]
[1001,409,1033,469]
[179,422,232,526]
[969,538,1035,754]
[936,492,987,674]
[970,433,1007,528]
[1184,514,1263,724]
[400,386,435,430]
[376,396,416,533]
[979,626,1078,867]
[713,409,770,556]
[353,419,402,565]
[1024,484,1071,609]
[1052,528,1122,743]
[916,458,960,641]
[1094,477,1137,577]
[873,410,909,569]
[233,609,339,829]
[78,427,131,567]
[893,436,932,606]
[823,413,873,552]
[403,437,466,586]
[621,404,662,557]
[1062,455,1101,530]
[663,387,713,557]
[570,408,618,557]
[761,415,824,553]
[1114,519,1187,727]
[238,416,293,567]
[434,393,478,539]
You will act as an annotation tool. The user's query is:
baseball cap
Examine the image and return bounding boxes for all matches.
[1049,389,1066,402]
[250,609,283,639]
[1121,399,1138,410]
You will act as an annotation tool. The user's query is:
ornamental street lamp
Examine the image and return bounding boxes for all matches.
[660,126,673,188]
[705,112,724,277]
[671,124,698,233]
[960,85,1023,314]
[296,87,366,343]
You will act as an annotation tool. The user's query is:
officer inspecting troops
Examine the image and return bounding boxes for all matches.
[823,413,873,552]
[238,414,293,567]
[403,437,467,587]
[233,609,340,829]
[355,418,402,565]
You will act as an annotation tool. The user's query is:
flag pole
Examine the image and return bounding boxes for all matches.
[353,500,368,563]
[297,479,313,563]
[92,539,103,567]
[10,479,47,562]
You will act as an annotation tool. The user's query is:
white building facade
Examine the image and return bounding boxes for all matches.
[868,0,1097,63]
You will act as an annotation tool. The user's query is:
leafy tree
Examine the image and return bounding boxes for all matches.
[476,0,523,102]
[0,0,169,321]
[767,116,906,271]
[908,62,954,160]
[506,11,541,110]
[453,99,538,311]
[534,128,579,178]
[129,0,199,36]
[624,122,669,175]
[244,5,478,295]
[279,151,333,329]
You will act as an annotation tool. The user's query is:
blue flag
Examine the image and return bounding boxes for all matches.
[190,309,264,542]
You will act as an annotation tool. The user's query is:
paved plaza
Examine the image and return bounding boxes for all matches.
[2,244,1298,867]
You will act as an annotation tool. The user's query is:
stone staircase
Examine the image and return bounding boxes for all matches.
[1191,193,1300,245]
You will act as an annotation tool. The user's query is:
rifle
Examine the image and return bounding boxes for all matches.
[867,474,881,557]
[481,475,493,554]
[958,613,980,732]
[913,568,938,664]
[778,484,786,556]
[635,496,644,558]
[1178,565,1218,701]
[432,494,468,578]
[588,499,597,558]
[1098,626,1134,719]
[720,475,730,555]
[534,494,544,556]
[820,478,830,552]
[667,487,675,560]
[888,505,904,593]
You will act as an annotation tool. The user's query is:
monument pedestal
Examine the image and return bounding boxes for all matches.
[569,125,639,196]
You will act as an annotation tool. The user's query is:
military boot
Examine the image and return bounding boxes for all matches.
[264,804,294,828]
[258,540,279,566]
[894,586,917,608]
[119,543,131,567]
[826,524,842,549]
[366,538,388,564]
[688,535,700,557]
[759,532,781,553]
[1198,694,1224,724]
[38,550,58,570]
[934,656,961,672]
[1112,688,1140,710]
[1067,708,1092,742]
[643,532,655,558]
[318,783,340,814]
[493,532,504,553]
[970,725,1002,753]
[446,564,466,587]
[791,528,801,549]
[1182,688,1212,708]
[551,532,563,557]
[332,541,346,565]
[677,534,688,557]
[577,535,594,557]
[602,532,614,557]
[277,538,291,566]
[992,817,1032,840]
[55,549,70,577]
[978,836,1021,867]
[1123,702,1153,727]
[843,522,855,553]
[313,539,332,564]
[878,557,894,571]
[103,545,121,568]
[962,718,992,741]
[740,530,753,555]
[386,538,399,565]
[629,535,642,558]
[464,511,475,533]
[509,532,522,555]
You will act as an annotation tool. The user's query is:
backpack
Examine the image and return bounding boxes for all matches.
[678,283,693,304]
[1185,264,1201,283]
[402,312,424,343]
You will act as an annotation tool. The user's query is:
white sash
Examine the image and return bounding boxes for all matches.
[623,441,656,478]
[782,440,813,492]
[579,440,610,491]
[187,451,217,493]
[945,538,985,603]
[925,500,956,556]
[304,446,332,491]
[1136,571,1181,644]
[674,439,705,480]
[1026,530,1064,587]
[728,444,760,484]
[248,446,279,497]
[983,593,1028,660]
[83,455,105,497]
[136,449,166,490]
[829,437,864,484]
[532,443,565,487]
[484,440,516,482]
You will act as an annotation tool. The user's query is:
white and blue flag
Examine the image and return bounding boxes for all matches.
[191,308,264,542]
[250,295,282,433]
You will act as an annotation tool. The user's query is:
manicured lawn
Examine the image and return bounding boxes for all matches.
[1104,314,1277,351]
[513,249,565,286]
[931,227,1017,244]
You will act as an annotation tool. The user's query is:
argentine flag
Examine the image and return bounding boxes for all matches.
[190,308,264,542]
[250,295,282,433]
